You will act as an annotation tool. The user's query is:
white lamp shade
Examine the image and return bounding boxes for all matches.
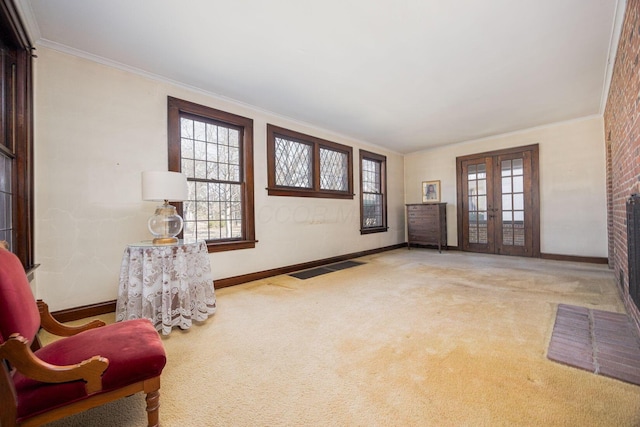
[141,171,188,201]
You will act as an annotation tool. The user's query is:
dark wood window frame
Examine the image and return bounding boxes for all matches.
[0,1,35,270]
[266,124,354,199]
[168,96,256,253]
[359,149,388,234]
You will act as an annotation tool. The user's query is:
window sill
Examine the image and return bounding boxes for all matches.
[266,187,354,200]
[360,227,388,235]
[206,240,258,253]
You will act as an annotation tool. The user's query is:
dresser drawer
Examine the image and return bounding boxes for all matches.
[407,212,442,222]
[408,205,439,215]
[406,203,447,251]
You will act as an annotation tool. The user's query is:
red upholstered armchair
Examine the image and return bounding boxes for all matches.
[0,249,167,427]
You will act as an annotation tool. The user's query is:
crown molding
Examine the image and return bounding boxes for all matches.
[12,0,40,44]
[600,0,627,114]
[34,38,402,156]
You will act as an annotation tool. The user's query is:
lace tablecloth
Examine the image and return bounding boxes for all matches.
[116,240,217,335]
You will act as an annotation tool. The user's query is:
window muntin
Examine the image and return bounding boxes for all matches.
[180,116,243,242]
[168,97,255,252]
[360,150,387,234]
[274,136,312,188]
[362,159,382,227]
[319,147,349,191]
[267,124,353,199]
[0,152,12,248]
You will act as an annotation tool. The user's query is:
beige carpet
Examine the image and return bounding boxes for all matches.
[41,249,640,426]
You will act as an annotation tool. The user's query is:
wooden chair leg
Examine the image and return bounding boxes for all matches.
[0,413,17,427]
[1,361,18,427]
[145,390,160,427]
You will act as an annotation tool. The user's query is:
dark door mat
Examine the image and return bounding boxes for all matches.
[547,304,640,386]
[290,261,364,280]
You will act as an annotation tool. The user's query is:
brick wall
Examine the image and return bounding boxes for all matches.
[604,0,640,329]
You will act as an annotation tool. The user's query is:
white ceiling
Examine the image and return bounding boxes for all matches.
[18,0,623,153]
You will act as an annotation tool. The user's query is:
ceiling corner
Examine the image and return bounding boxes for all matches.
[12,0,41,45]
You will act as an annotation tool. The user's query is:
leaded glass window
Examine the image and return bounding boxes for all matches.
[0,152,12,249]
[360,150,387,234]
[180,117,243,241]
[274,137,312,188]
[266,124,353,199]
[168,97,256,252]
[320,148,348,191]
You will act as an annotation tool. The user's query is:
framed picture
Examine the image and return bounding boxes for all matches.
[422,180,441,203]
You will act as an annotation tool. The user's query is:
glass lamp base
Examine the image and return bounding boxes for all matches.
[148,202,184,245]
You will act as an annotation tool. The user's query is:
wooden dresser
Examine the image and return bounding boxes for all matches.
[406,203,447,252]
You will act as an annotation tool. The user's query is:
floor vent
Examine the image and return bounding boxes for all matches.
[289,261,364,280]
[548,304,640,386]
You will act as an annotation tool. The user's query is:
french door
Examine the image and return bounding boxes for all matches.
[456,145,540,257]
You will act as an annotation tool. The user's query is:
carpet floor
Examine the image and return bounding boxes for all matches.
[42,249,640,426]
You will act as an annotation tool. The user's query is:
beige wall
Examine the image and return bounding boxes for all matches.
[34,46,608,311]
[404,116,608,257]
[34,47,406,310]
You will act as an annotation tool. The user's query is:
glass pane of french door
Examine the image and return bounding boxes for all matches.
[500,158,525,247]
[461,157,494,253]
[495,150,534,256]
[467,163,488,244]
[457,145,538,257]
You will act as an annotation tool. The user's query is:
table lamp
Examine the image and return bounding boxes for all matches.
[141,171,188,245]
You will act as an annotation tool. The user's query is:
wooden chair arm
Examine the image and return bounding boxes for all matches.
[38,300,106,337]
[0,334,108,394]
